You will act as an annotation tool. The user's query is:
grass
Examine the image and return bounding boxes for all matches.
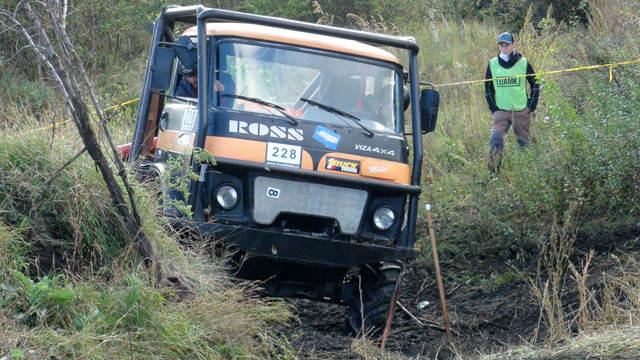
[0,125,295,359]
[406,0,640,267]
[1,0,639,358]
[402,1,640,359]
[382,0,640,356]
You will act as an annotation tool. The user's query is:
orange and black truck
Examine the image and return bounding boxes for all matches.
[126,6,439,336]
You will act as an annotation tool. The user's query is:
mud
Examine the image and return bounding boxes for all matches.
[279,260,538,359]
[278,226,640,359]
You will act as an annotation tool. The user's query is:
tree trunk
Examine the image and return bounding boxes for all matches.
[439,9,451,34]
[428,9,440,43]
[16,1,163,283]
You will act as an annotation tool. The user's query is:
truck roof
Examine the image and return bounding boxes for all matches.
[181,22,400,65]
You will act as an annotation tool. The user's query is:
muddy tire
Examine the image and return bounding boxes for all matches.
[344,260,403,338]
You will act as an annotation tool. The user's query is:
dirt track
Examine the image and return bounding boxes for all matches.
[277,226,640,359]
[278,260,539,359]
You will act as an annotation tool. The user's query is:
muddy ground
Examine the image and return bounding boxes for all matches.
[276,226,640,359]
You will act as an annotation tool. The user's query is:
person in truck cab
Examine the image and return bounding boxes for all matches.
[485,32,540,173]
[377,84,394,126]
[175,65,198,98]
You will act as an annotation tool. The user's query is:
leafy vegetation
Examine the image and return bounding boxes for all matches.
[0,0,639,358]
[0,128,294,358]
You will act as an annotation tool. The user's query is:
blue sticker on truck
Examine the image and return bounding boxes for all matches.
[313,125,341,150]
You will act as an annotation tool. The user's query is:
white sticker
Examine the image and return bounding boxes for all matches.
[266,187,280,199]
[265,142,302,168]
[181,109,198,131]
[177,133,192,146]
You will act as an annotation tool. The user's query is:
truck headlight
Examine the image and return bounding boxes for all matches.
[373,207,395,230]
[216,185,239,209]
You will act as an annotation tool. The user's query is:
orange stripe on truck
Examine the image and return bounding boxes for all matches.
[204,136,410,184]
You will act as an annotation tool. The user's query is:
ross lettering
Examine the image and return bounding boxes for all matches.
[270,126,287,139]
[249,123,269,136]
[287,128,304,141]
[229,120,304,141]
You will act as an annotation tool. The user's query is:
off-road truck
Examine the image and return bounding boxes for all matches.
[125,5,439,336]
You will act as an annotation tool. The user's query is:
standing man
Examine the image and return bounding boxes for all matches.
[485,32,540,173]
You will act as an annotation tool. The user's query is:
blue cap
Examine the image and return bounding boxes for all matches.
[498,32,514,44]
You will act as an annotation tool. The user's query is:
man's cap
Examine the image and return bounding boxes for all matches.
[498,32,515,44]
[180,64,197,76]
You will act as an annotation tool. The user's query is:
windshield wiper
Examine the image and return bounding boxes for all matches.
[222,94,298,125]
[300,98,374,137]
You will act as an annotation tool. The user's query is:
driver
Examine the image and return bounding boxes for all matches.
[175,65,198,98]
[215,70,236,108]
[322,77,360,112]
[376,84,395,128]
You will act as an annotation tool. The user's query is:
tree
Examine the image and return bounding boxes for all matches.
[0,0,162,283]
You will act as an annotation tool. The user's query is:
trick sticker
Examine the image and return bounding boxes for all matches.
[313,125,341,150]
[325,157,360,174]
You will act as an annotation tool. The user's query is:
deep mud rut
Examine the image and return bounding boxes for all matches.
[276,226,640,359]
[277,260,538,360]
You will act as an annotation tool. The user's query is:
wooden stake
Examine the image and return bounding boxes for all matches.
[426,204,453,342]
[380,270,403,349]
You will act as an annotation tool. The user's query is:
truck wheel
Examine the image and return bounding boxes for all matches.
[344,260,403,338]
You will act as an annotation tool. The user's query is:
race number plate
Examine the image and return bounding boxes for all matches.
[265,142,302,168]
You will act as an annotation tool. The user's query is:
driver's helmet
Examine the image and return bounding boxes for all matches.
[180,64,197,77]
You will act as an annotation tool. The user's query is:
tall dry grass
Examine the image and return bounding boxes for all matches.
[0,124,295,358]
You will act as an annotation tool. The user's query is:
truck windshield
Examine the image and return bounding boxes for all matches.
[214,41,402,134]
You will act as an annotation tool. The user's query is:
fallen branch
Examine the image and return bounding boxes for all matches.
[396,300,461,336]
[37,146,86,199]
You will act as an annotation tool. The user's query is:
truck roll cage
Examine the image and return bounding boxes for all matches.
[131,6,424,249]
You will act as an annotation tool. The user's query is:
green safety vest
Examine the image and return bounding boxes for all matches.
[490,57,528,111]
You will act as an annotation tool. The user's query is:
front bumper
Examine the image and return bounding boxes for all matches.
[171,218,418,267]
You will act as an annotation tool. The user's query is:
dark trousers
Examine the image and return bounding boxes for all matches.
[488,107,532,172]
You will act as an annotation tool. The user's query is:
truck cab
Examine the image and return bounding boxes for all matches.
[129,6,438,336]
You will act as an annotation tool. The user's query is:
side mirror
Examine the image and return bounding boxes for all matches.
[403,85,411,111]
[419,86,439,134]
[151,47,174,91]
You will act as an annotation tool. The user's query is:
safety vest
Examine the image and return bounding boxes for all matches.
[490,57,528,111]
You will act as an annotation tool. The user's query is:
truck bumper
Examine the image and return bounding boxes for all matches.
[171,218,418,268]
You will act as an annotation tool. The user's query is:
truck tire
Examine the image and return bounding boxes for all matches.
[344,260,403,337]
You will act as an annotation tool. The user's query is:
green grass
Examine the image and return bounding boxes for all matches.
[406,0,640,265]
[1,0,639,357]
[0,126,294,359]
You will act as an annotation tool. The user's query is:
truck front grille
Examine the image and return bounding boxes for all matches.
[253,176,368,234]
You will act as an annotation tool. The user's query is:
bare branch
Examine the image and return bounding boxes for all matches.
[16,0,162,283]
[46,0,143,225]
[0,8,75,118]
[37,146,87,201]
[0,44,29,68]
[0,49,22,100]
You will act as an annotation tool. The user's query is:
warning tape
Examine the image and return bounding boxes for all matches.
[32,97,141,132]
[29,57,640,131]
[433,58,640,87]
